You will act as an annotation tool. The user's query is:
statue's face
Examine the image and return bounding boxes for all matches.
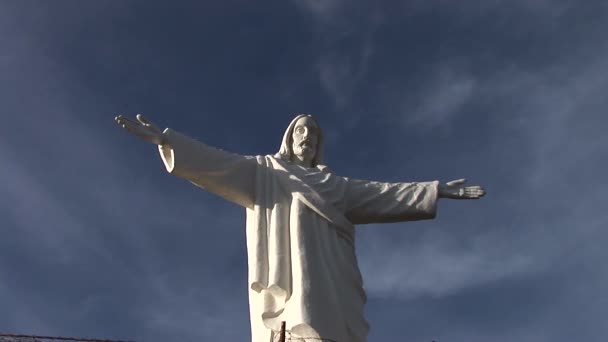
[291,116,319,162]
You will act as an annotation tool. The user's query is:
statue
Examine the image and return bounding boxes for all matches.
[115,114,485,342]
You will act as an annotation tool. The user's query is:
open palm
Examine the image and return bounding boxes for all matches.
[439,178,486,199]
[115,114,164,145]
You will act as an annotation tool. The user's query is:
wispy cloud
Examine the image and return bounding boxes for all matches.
[359,226,537,298]
[316,37,374,109]
[292,0,344,24]
[291,0,381,109]
[401,67,476,128]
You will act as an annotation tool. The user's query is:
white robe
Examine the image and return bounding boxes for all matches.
[158,129,439,342]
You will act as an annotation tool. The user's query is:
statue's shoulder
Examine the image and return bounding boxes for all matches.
[250,154,281,168]
[316,164,333,174]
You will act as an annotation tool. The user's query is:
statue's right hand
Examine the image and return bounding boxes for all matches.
[115,114,165,145]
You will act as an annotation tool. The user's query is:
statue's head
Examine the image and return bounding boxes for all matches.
[275,114,326,169]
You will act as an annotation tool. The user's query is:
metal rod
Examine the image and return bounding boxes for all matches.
[278,321,286,342]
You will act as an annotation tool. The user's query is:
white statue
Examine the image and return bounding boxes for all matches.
[115,114,485,342]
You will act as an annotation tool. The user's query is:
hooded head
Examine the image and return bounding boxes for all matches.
[274,114,328,171]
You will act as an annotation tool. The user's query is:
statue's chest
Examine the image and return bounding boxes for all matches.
[299,172,347,209]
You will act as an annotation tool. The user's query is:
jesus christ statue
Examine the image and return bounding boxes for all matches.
[115,113,485,342]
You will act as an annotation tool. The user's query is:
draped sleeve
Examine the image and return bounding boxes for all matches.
[343,178,440,224]
[158,128,257,209]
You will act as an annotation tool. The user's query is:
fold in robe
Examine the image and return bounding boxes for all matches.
[158,128,439,342]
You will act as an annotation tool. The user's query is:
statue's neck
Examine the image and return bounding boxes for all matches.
[292,155,313,168]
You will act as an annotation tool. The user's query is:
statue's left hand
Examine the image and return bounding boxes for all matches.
[439,179,486,199]
[115,114,165,145]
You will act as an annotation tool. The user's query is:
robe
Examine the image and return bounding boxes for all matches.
[158,128,439,342]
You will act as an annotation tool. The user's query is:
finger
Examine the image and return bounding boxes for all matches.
[465,192,484,198]
[468,186,486,194]
[115,115,128,124]
[464,188,485,195]
[446,178,467,187]
[136,114,150,125]
[116,114,135,122]
[136,114,161,131]
[116,116,139,126]
[464,189,486,198]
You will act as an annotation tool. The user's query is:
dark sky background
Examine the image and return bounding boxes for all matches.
[1,1,607,341]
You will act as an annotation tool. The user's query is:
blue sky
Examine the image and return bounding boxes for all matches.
[1,1,606,341]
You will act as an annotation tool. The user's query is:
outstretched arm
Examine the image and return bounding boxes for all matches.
[115,114,256,208]
[343,177,485,225]
[344,178,440,224]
